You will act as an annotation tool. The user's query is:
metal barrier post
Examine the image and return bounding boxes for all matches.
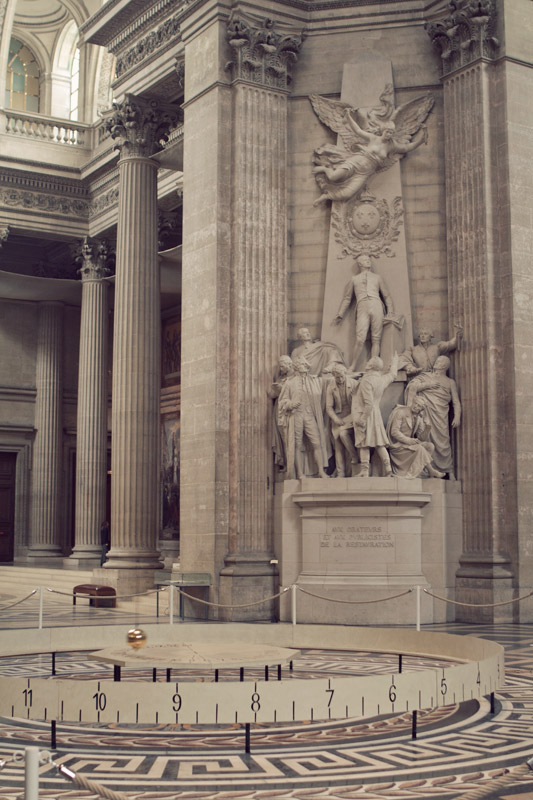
[416,585,421,631]
[38,586,43,630]
[24,746,39,800]
[169,583,174,625]
[291,584,297,626]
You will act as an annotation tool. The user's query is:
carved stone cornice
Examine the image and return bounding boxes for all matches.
[226,14,305,90]
[75,237,114,280]
[425,0,499,76]
[102,95,181,158]
[115,15,181,78]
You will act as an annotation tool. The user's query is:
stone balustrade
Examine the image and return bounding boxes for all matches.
[4,109,91,147]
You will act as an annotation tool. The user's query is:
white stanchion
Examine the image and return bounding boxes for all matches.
[24,747,39,800]
[291,584,297,626]
[38,586,43,630]
[169,584,174,625]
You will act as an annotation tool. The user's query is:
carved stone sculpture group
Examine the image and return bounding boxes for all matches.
[267,81,462,481]
[270,326,462,480]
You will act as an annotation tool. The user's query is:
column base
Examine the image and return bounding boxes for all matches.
[25,544,63,564]
[218,556,279,622]
[65,545,102,570]
[64,557,101,570]
[455,576,516,623]
[103,548,164,570]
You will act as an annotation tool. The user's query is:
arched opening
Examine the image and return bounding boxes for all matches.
[5,37,40,112]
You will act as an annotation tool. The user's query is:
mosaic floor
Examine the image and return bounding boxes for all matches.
[0,622,532,799]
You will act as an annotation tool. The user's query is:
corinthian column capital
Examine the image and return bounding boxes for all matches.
[103,94,180,158]
[75,236,113,281]
[425,0,499,75]
[226,13,305,90]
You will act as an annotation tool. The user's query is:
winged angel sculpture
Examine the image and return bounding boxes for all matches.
[310,86,434,206]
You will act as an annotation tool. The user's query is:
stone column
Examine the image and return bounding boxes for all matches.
[68,239,110,568]
[218,15,304,619]
[27,302,64,561]
[98,96,178,590]
[426,0,516,620]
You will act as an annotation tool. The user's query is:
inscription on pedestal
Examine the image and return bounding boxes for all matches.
[320,521,395,563]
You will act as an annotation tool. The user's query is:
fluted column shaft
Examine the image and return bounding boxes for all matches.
[28,302,64,558]
[71,270,109,561]
[226,84,288,562]
[106,154,162,568]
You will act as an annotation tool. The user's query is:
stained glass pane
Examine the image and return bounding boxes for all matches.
[13,73,25,92]
[10,57,25,75]
[11,92,25,110]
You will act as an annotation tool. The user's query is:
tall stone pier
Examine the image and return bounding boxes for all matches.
[179,10,304,619]
[427,0,533,620]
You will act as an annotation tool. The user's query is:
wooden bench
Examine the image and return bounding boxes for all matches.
[73,584,116,609]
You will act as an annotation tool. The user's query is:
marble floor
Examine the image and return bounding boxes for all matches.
[0,616,532,800]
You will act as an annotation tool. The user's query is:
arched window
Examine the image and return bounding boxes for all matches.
[6,38,40,113]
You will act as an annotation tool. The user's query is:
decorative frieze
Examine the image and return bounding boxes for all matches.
[115,16,181,78]
[103,94,180,158]
[226,14,305,90]
[425,0,499,75]
[0,188,89,218]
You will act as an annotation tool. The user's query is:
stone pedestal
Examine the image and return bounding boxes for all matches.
[27,302,64,561]
[91,567,157,598]
[276,477,462,625]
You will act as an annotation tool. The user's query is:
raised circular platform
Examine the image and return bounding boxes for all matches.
[91,641,300,668]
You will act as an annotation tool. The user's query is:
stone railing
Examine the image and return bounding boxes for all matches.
[3,110,91,147]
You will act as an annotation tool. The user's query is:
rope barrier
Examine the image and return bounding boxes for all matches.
[57,763,131,800]
[459,759,532,799]
[0,590,37,611]
[424,588,533,608]
[295,586,413,604]
[47,587,162,600]
[177,586,290,609]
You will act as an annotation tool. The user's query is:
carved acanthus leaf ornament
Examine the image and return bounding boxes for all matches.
[102,95,180,158]
[425,0,499,74]
[226,14,304,90]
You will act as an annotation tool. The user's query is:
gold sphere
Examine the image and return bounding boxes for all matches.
[127,628,147,650]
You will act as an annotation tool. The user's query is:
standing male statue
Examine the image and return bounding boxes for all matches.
[278,356,330,479]
[405,355,461,480]
[267,355,294,471]
[400,325,463,376]
[351,353,398,477]
[290,326,345,376]
[332,255,395,371]
[325,363,359,477]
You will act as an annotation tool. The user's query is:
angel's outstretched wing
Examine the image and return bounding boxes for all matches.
[392,94,434,145]
[309,94,368,151]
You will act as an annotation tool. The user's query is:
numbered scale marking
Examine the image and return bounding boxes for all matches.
[0,626,504,727]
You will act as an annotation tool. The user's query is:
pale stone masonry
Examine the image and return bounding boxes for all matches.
[0,0,531,623]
